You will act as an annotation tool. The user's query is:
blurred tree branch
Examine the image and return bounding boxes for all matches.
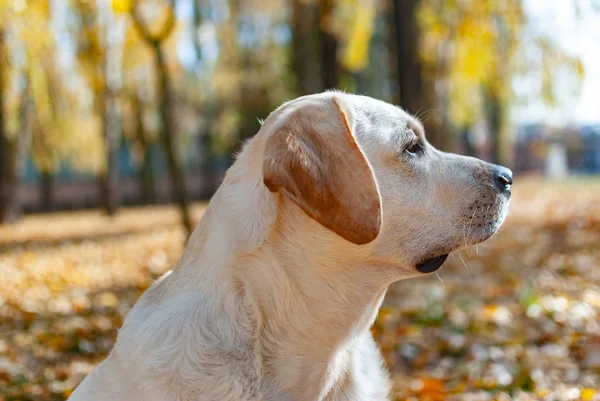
[129,0,194,237]
[130,0,176,46]
[190,0,203,63]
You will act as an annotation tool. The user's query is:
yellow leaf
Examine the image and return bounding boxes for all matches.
[581,388,595,401]
[112,0,132,13]
[409,377,445,401]
[575,58,585,79]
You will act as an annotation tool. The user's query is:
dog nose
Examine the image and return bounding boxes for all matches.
[493,165,513,192]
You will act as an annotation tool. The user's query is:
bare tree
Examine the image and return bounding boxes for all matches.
[130,0,193,237]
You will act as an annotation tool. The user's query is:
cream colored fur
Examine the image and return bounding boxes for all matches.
[68,92,510,401]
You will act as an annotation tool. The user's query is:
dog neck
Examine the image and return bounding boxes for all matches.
[229,190,392,400]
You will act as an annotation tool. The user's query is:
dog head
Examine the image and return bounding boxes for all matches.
[261,92,511,276]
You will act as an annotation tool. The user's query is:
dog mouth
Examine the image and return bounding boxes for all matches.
[415,254,449,273]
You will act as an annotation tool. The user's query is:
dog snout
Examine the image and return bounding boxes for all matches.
[492,165,513,193]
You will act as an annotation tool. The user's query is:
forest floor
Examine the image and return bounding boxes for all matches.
[1,176,600,400]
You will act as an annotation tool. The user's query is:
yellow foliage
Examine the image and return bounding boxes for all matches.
[30,62,54,128]
[64,115,105,173]
[418,0,584,127]
[417,1,450,65]
[575,58,585,80]
[121,23,153,87]
[4,75,21,137]
[448,83,481,128]
[341,1,376,72]
[111,0,132,14]
[453,18,495,84]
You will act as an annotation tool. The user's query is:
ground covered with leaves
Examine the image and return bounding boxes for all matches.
[1,177,599,400]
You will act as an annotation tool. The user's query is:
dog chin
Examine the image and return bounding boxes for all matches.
[415,219,505,274]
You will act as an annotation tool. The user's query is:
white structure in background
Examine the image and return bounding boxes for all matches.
[545,142,568,179]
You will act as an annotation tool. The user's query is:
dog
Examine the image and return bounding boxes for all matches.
[68,92,512,401]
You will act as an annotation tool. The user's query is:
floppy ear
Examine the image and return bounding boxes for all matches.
[263,95,381,245]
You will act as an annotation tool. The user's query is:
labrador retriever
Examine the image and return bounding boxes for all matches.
[68,92,512,401]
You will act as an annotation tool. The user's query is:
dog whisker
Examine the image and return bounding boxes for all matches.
[462,219,468,251]
[414,106,425,121]
[413,108,438,126]
[465,207,478,256]
[419,113,436,125]
[435,271,444,282]
[414,107,434,122]
[462,207,471,252]
[458,253,470,270]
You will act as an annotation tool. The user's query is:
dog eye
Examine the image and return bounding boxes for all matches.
[405,142,423,156]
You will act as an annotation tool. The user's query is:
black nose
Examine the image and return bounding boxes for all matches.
[492,165,513,192]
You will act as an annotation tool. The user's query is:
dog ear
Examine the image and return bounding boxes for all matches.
[263,95,381,245]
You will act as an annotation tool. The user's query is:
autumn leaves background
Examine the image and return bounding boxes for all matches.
[0,0,599,400]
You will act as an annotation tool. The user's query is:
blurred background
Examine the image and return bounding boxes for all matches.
[0,0,599,400]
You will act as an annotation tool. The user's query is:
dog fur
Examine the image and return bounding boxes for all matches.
[68,92,511,401]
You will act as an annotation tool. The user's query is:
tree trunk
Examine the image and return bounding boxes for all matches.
[434,40,455,153]
[129,0,191,236]
[133,95,155,204]
[0,104,29,223]
[198,131,216,198]
[393,0,423,115]
[141,146,155,204]
[99,90,121,215]
[484,88,502,165]
[0,30,25,223]
[460,124,476,157]
[319,0,339,90]
[40,171,53,212]
[386,0,400,105]
[191,0,203,63]
[153,43,193,237]
[0,136,20,223]
[292,0,321,95]
[392,0,449,150]
[0,28,13,222]
[291,0,306,94]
